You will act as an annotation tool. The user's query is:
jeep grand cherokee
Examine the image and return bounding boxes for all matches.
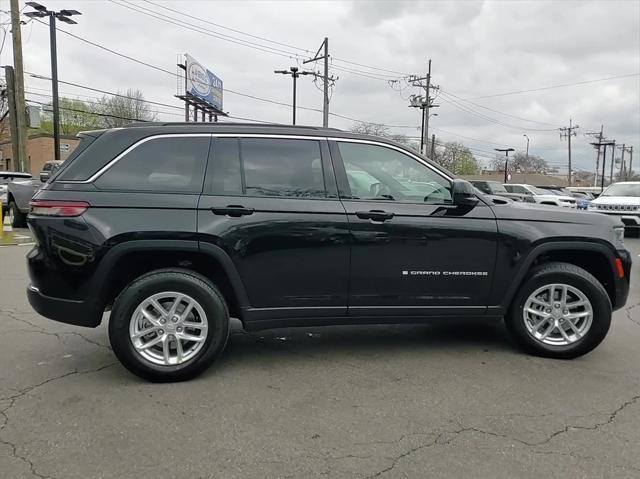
[25,123,631,382]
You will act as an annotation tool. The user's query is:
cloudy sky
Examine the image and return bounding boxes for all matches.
[2,0,639,173]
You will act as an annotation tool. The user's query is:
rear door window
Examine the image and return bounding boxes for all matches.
[207,137,327,198]
[95,136,210,193]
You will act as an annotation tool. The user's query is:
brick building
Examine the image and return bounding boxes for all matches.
[0,132,79,176]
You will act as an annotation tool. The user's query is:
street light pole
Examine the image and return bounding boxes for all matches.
[48,13,60,162]
[495,148,515,183]
[25,3,81,163]
[275,66,311,125]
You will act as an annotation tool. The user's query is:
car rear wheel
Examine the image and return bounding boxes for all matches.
[109,268,229,382]
[8,201,27,228]
[506,262,611,359]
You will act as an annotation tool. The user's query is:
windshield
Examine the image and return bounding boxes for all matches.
[487,182,508,193]
[602,183,640,197]
[527,185,549,195]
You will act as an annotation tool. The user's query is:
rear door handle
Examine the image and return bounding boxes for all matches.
[211,205,255,217]
[355,210,394,221]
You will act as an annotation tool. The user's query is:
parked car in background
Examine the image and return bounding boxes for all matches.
[38,160,63,182]
[470,180,534,202]
[569,191,594,210]
[5,161,64,227]
[1,171,32,217]
[589,182,640,237]
[504,184,577,208]
[537,186,592,210]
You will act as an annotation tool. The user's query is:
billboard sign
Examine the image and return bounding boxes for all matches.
[185,53,223,111]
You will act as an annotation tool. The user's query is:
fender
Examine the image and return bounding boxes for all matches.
[90,239,250,310]
[498,240,619,312]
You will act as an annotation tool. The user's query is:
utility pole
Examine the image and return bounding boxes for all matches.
[617,144,626,181]
[585,125,604,187]
[609,139,616,184]
[9,0,28,173]
[559,118,579,185]
[495,148,515,183]
[274,67,311,125]
[430,134,436,159]
[408,60,439,156]
[523,134,530,163]
[25,2,81,164]
[303,38,336,127]
[628,146,634,180]
[4,67,21,172]
[591,140,615,193]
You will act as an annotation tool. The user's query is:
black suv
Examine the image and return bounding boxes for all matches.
[26,123,631,381]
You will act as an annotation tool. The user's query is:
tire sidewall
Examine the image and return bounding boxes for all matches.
[109,271,229,382]
[507,267,611,358]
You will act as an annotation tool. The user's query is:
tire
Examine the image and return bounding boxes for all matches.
[8,201,27,228]
[109,268,230,382]
[505,262,611,359]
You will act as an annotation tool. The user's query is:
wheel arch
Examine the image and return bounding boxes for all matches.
[92,240,250,322]
[500,241,619,312]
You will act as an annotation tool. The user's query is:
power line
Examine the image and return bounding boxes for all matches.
[438,89,560,128]
[436,92,558,132]
[141,0,410,77]
[142,0,312,54]
[465,73,640,100]
[110,0,305,59]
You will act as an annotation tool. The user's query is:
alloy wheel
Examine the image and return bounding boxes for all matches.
[129,292,208,366]
[523,283,593,346]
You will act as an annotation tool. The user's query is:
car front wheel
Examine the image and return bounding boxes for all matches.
[506,262,611,359]
[109,268,230,382]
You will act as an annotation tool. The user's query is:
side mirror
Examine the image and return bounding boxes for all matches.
[40,172,49,183]
[452,179,479,207]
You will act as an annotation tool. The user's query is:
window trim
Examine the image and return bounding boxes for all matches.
[57,133,212,184]
[329,139,454,205]
[56,133,452,187]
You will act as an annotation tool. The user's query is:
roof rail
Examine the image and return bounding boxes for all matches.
[123,121,342,131]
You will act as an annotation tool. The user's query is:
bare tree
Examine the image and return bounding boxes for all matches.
[490,151,549,173]
[96,89,156,128]
[349,122,420,151]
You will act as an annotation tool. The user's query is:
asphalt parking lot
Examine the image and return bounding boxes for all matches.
[1,235,639,479]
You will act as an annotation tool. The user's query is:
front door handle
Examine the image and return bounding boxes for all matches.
[355,210,394,221]
[211,205,255,217]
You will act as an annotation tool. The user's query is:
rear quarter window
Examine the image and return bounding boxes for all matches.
[94,136,210,193]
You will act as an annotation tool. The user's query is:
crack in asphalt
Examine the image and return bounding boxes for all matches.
[0,309,111,350]
[362,392,640,478]
[625,302,640,327]
[0,362,117,479]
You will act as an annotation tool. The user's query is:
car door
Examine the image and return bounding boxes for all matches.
[197,136,350,322]
[329,139,498,317]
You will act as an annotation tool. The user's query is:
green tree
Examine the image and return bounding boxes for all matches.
[434,141,479,175]
[40,97,100,135]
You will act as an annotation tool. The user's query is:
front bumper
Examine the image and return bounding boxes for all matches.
[613,249,632,311]
[27,284,102,327]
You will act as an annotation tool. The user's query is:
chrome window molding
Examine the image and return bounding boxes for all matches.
[56,133,451,184]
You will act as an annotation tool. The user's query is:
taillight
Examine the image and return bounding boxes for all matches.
[29,200,90,217]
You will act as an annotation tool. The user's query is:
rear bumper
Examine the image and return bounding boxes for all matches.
[27,284,102,327]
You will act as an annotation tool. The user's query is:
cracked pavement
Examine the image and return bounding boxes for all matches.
[0,236,639,478]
